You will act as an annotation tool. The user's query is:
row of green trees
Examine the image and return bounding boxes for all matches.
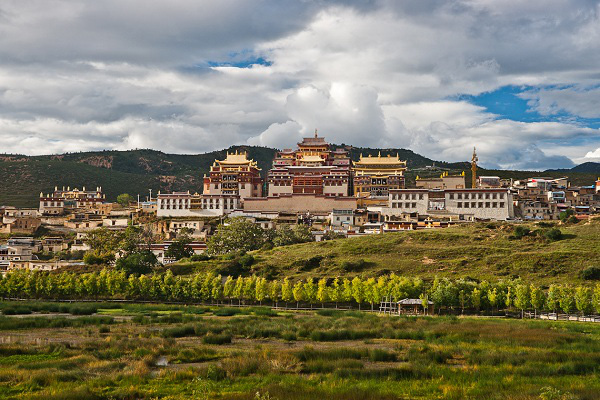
[2,270,600,315]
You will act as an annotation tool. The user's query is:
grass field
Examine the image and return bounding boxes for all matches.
[178,219,600,285]
[0,301,598,399]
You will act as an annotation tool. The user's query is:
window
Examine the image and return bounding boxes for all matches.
[419,194,424,200]
[499,193,504,199]
[471,202,476,208]
[478,202,483,208]
[485,193,490,199]
[464,202,469,208]
[412,202,416,208]
[457,202,462,208]
[492,202,497,208]
[492,193,497,199]
[500,202,505,208]
[485,202,490,208]
[449,193,454,200]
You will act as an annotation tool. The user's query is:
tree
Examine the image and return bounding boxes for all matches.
[207,218,266,255]
[115,250,157,275]
[364,277,378,311]
[505,285,514,311]
[269,280,281,307]
[351,277,365,310]
[281,278,293,307]
[342,278,353,303]
[255,277,268,305]
[211,275,224,304]
[471,288,481,312]
[330,278,343,308]
[233,276,244,305]
[117,193,134,207]
[303,278,317,308]
[514,284,530,317]
[316,278,329,308]
[530,285,545,315]
[559,285,575,314]
[273,224,313,247]
[458,290,467,314]
[242,276,257,304]
[223,276,235,304]
[546,284,561,313]
[593,284,600,314]
[574,286,592,315]
[164,236,194,261]
[292,281,305,308]
[488,287,499,314]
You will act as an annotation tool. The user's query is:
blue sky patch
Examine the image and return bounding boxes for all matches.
[455,85,600,129]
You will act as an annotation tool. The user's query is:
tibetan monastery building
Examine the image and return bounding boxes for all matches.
[203,151,263,200]
[267,131,351,197]
[353,153,407,204]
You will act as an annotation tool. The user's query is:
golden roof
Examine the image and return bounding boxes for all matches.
[354,152,407,166]
[215,150,259,168]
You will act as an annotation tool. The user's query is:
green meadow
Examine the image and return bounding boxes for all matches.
[0,302,598,399]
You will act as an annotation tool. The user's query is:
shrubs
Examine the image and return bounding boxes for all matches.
[512,226,531,239]
[340,259,369,272]
[543,227,563,241]
[309,329,377,342]
[202,333,232,345]
[580,266,600,280]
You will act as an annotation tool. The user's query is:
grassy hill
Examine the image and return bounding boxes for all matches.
[184,220,600,285]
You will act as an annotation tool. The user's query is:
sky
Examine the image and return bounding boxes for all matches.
[1,1,600,170]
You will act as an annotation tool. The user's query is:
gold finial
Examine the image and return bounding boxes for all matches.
[416,175,420,180]
[461,171,465,176]
[378,151,381,157]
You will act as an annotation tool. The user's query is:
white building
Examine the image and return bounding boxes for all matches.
[387,188,514,221]
[156,192,240,218]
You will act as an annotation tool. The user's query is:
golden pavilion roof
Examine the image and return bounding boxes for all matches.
[215,151,259,169]
[354,153,407,166]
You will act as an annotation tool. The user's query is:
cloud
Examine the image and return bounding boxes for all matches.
[519,85,600,119]
[0,0,599,170]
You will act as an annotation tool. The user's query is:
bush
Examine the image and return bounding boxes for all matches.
[212,307,243,317]
[340,259,369,272]
[544,228,563,241]
[161,325,196,338]
[190,254,209,262]
[202,333,232,345]
[580,266,600,280]
[69,306,98,315]
[513,226,530,239]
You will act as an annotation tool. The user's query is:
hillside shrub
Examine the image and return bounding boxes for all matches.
[580,266,600,280]
[544,228,563,241]
[512,226,530,239]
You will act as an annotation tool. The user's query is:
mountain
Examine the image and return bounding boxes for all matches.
[547,162,600,175]
[0,146,598,208]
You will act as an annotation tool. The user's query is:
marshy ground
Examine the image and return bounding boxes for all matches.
[0,301,599,399]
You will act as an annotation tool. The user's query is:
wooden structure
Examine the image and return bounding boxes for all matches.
[398,298,434,315]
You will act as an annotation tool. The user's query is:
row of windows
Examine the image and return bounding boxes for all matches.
[391,202,418,208]
[42,202,64,207]
[456,202,505,209]
[391,193,424,200]
[449,193,504,200]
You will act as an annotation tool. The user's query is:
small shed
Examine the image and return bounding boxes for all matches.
[398,298,434,315]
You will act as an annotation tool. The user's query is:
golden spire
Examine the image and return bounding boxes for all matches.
[471,147,478,188]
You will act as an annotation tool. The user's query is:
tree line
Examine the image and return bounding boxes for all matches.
[2,270,600,315]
